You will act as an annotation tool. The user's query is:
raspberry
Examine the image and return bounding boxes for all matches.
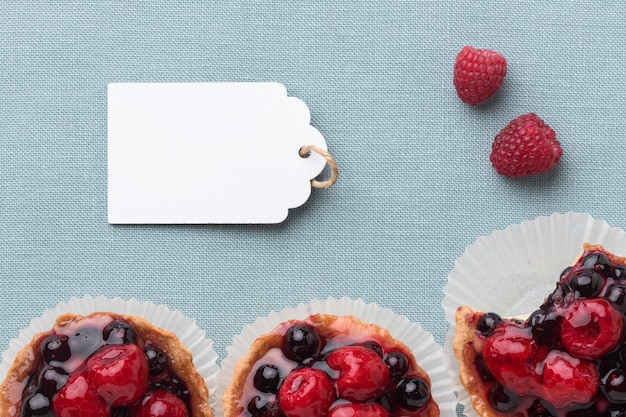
[278,367,335,417]
[559,298,624,360]
[327,345,391,402]
[482,323,543,396]
[453,45,507,105]
[132,389,188,417]
[52,374,110,417]
[539,350,599,409]
[88,344,149,407]
[490,113,562,178]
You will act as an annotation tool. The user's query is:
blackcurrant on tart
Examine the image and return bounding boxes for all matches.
[454,244,626,417]
[223,313,439,417]
[0,312,212,417]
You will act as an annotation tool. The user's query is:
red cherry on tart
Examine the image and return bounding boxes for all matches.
[454,244,626,417]
[278,368,335,417]
[223,314,439,417]
[0,312,212,417]
[327,345,391,402]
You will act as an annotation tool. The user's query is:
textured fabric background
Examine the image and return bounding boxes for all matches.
[1,2,625,415]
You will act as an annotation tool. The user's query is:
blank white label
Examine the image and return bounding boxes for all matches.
[107,82,328,224]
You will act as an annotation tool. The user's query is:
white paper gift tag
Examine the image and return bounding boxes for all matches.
[107,82,333,224]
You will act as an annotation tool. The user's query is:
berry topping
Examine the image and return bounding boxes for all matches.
[132,390,188,417]
[88,343,149,407]
[21,392,52,417]
[568,270,604,299]
[52,374,110,417]
[559,298,624,360]
[145,346,168,376]
[104,320,137,345]
[358,340,383,358]
[540,282,573,310]
[489,113,562,178]
[384,351,409,380]
[282,324,321,363]
[277,367,334,417]
[528,399,556,417]
[528,309,559,346]
[476,312,502,337]
[488,384,519,414]
[539,350,599,408]
[394,377,431,411]
[582,252,611,275]
[453,45,507,106]
[482,324,541,395]
[602,368,626,404]
[40,334,71,364]
[605,284,626,315]
[327,403,390,417]
[68,325,104,362]
[38,366,69,396]
[151,377,190,405]
[327,345,391,402]
[253,364,281,394]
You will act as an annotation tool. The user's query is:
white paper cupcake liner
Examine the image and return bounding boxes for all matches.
[441,212,626,417]
[216,296,457,416]
[0,295,219,409]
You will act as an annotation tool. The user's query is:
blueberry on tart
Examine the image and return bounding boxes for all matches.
[0,312,212,417]
[223,314,439,417]
[454,244,626,417]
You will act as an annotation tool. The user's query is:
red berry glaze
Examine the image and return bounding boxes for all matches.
[328,403,391,417]
[490,113,562,178]
[453,45,507,106]
[539,350,599,409]
[482,324,542,396]
[132,389,188,417]
[278,367,335,417]
[52,374,110,417]
[89,343,150,407]
[327,345,391,402]
[559,298,624,360]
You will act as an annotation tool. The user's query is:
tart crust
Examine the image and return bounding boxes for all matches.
[454,305,516,417]
[223,313,439,417]
[0,312,212,417]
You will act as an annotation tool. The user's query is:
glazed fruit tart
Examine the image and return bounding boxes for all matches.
[454,244,626,417]
[223,313,439,417]
[0,312,212,417]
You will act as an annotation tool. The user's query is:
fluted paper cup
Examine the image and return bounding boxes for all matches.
[217,296,457,416]
[442,212,626,417]
[0,295,219,409]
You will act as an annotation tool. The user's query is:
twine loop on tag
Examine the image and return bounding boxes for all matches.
[299,145,339,189]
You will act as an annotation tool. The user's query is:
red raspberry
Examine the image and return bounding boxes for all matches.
[453,45,507,105]
[482,324,543,396]
[327,345,391,402]
[52,374,110,417]
[278,367,335,417]
[328,403,390,417]
[132,389,188,417]
[539,350,599,409]
[490,113,562,178]
[88,344,149,407]
[559,298,624,360]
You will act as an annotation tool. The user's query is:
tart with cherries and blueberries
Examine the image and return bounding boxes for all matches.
[0,312,212,417]
[223,313,439,417]
[454,244,626,417]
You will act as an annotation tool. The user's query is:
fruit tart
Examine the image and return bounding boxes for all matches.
[223,313,439,417]
[0,312,212,417]
[454,244,626,417]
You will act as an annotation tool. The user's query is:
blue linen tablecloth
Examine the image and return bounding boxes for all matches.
[1,2,625,415]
